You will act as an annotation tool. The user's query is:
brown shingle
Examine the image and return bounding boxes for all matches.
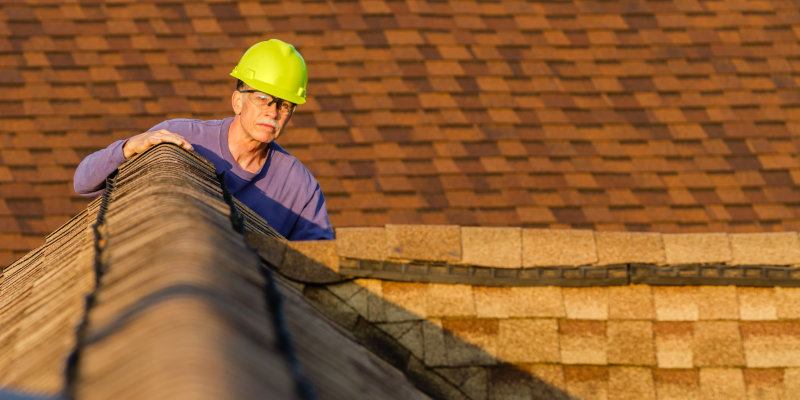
[564,366,608,400]
[441,318,498,366]
[654,322,694,369]
[694,321,746,367]
[654,370,700,400]
[743,369,784,400]
[697,286,740,320]
[607,321,656,366]
[559,320,607,365]
[608,367,656,400]
[608,284,654,320]
[497,319,559,363]
[741,322,800,368]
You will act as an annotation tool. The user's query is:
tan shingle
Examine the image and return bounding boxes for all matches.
[697,286,740,320]
[785,368,800,400]
[381,281,428,321]
[473,286,565,319]
[521,228,597,267]
[335,227,386,260]
[663,233,731,265]
[730,232,800,266]
[699,368,746,400]
[595,231,665,265]
[461,227,521,268]
[385,224,461,263]
[426,283,475,317]
[738,287,778,321]
[775,288,800,320]
[563,286,608,320]
[653,287,699,321]
[525,364,565,393]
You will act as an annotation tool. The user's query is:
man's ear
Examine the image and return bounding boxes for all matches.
[232,91,243,115]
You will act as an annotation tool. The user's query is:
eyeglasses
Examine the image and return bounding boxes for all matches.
[238,90,296,116]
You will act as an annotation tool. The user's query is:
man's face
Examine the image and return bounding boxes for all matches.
[233,86,295,144]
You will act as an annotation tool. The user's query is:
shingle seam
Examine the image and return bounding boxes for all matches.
[216,171,318,400]
[62,170,117,400]
[337,258,800,287]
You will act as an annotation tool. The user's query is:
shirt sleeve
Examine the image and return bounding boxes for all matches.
[73,139,129,197]
[286,182,335,241]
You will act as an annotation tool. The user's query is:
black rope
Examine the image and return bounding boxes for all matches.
[217,172,317,400]
[63,171,117,399]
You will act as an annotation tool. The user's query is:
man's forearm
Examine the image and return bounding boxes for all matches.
[73,139,128,197]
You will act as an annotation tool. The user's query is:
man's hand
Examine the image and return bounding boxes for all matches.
[123,129,194,159]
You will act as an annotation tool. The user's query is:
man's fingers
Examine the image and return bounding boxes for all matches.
[149,131,193,150]
[125,130,193,158]
[161,135,194,151]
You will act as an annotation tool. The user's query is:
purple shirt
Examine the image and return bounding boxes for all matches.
[74,118,334,241]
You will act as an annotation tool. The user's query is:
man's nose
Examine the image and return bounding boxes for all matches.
[263,101,278,117]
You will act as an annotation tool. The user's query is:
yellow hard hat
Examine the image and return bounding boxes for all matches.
[230,39,307,105]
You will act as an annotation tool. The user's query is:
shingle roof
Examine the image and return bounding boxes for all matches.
[274,225,800,400]
[4,143,800,400]
[0,144,429,399]
[2,0,800,265]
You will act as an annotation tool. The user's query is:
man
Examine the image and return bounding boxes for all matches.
[74,39,334,241]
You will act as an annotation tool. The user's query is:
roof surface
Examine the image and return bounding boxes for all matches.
[3,143,800,400]
[2,0,800,266]
[0,144,430,399]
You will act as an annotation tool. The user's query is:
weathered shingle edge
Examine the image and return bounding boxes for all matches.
[250,226,800,287]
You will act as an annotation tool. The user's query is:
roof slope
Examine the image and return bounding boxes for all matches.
[250,225,800,400]
[1,1,800,262]
[0,144,429,400]
[3,145,800,400]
